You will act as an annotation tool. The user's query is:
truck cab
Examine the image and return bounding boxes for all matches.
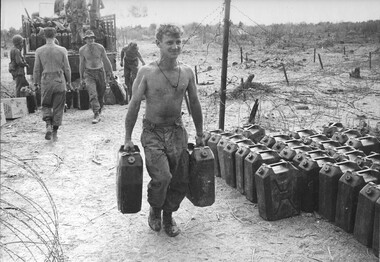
[22,1,117,81]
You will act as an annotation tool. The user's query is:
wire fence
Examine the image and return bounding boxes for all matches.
[0,150,64,262]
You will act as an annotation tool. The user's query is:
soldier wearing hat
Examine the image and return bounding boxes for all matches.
[79,30,113,124]
[9,34,29,97]
[33,27,72,141]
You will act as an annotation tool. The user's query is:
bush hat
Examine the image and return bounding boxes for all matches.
[83,30,96,40]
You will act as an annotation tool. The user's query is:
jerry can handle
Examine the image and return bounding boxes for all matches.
[120,145,140,156]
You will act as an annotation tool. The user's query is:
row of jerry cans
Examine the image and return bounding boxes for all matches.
[116,143,216,214]
[203,126,380,257]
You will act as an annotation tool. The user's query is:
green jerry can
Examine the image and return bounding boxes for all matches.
[202,129,223,146]
[244,149,281,203]
[280,145,312,162]
[242,124,266,143]
[255,161,302,221]
[207,132,232,177]
[261,134,291,148]
[373,197,380,257]
[353,182,380,247]
[318,161,361,222]
[298,156,336,212]
[288,129,317,139]
[347,136,380,155]
[223,139,252,188]
[187,144,215,207]
[302,134,329,146]
[218,134,245,181]
[335,169,378,233]
[116,145,143,214]
[235,140,256,195]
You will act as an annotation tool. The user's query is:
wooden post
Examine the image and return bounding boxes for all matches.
[194,66,199,84]
[318,53,324,69]
[369,52,372,69]
[314,48,316,63]
[219,0,231,130]
[240,47,243,63]
[282,63,289,85]
[248,99,259,124]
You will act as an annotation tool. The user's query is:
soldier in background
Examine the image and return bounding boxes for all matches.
[87,0,104,28]
[65,0,88,50]
[120,42,145,101]
[33,27,72,141]
[9,35,29,97]
[54,0,65,16]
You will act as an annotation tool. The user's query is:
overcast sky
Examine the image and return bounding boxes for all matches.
[1,0,380,30]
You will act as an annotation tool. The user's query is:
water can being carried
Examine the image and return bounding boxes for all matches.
[116,145,143,214]
[187,144,215,207]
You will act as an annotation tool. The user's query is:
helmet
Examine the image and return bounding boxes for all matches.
[12,35,24,46]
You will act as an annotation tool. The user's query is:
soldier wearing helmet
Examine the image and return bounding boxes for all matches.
[9,34,29,97]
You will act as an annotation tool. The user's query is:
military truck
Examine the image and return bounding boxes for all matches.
[22,1,117,81]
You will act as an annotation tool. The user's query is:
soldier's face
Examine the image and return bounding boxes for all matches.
[85,37,95,44]
[157,34,181,59]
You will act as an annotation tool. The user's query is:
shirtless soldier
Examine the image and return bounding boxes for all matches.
[124,24,204,237]
[79,30,113,124]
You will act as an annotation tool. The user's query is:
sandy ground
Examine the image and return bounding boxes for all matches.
[1,38,380,262]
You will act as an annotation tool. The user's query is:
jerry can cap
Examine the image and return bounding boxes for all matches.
[127,156,136,164]
[365,187,373,195]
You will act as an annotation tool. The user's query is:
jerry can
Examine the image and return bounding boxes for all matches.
[302,134,329,146]
[308,149,329,159]
[79,89,90,110]
[273,138,303,153]
[373,197,380,257]
[30,33,37,50]
[255,161,302,221]
[116,145,143,214]
[353,182,380,247]
[207,131,232,177]
[223,139,252,188]
[319,161,361,221]
[342,150,367,163]
[202,129,223,147]
[234,140,257,194]
[332,129,361,145]
[298,156,336,212]
[187,144,215,207]
[327,145,355,158]
[218,134,245,181]
[319,140,342,151]
[260,134,290,148]
[365,153,380,171]
[347,136,380,155]
[335,169,378,233]
[280,145,312,161]
[244,149,281,203]
[292,149,328,167]
[289,129,317,139]
[242,124,266,143]
[322,122,345,138]
[56,33,62,46]
[62,32,69,49]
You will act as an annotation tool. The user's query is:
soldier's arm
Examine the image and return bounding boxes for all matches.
[137,51,145,65]
[186,66,204,145]
[101,45,113,77]
[79,48,85,82]
[33,50,42,85]
[63,49,72,84]
[124,68,148,149]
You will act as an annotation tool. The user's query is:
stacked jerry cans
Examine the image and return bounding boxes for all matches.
[203,122,380,257]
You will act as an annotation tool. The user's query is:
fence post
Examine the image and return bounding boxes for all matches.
[240,47,243,63]
[194,66,198,84]
[318,53,324,69]
[314,48,316,63]
[282,63,289,85]
[369,52,372,69]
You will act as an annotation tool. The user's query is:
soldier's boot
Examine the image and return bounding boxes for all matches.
[45,122,53,140]
[148,207,162,232]
[163,211,180,237]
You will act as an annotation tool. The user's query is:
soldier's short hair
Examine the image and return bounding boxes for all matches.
[44,27,56,39]
[155,24,182,42]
